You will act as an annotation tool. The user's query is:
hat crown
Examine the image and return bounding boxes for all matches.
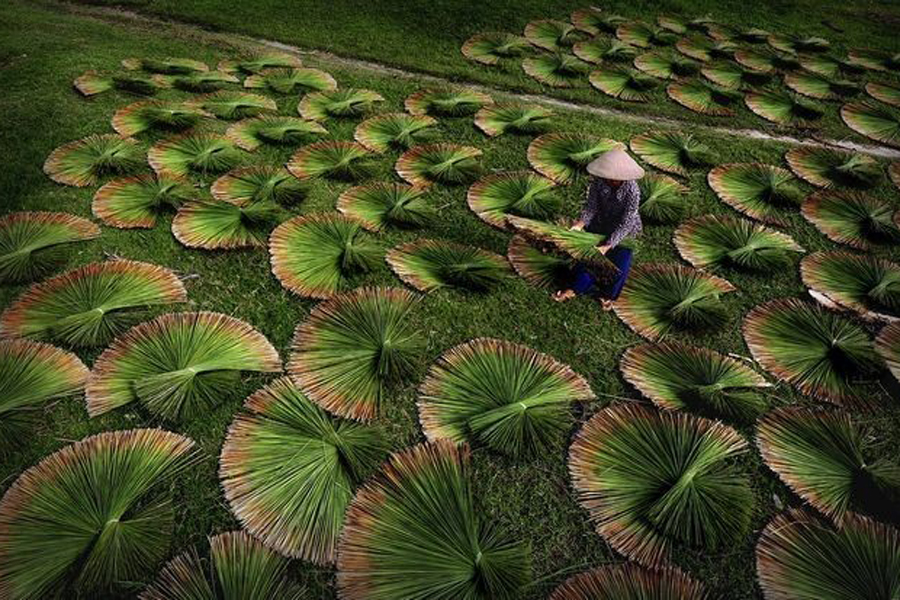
[586,148,645,180]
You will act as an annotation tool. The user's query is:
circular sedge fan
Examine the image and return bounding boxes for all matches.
[570,404,751,567]
[0,429,197,598]
[111,100,211,137]
[841,101,900,148]
[395,143,483,187]
[506,234,574,291]
[337,183,433,232]
[74,70,161,96]
[616,21,679,48]
[148,132,243,180]
[93,175,193,229]
[784,146,881,189]
[474,104,553,137]
[674,214,804,273]
[734,48,803,73]
[847,48,900,73]
[172,199,284,250]
[185,90,277,120]
[226,116,327,151]
[85,311,281,420]
[784,71,862,101]
[736,27,772,44]
[865,81,900,108]
[505,215,620,285]
[705,23,739,42]
[707,163,804,226]
[523,53,590,87]
[757,407,900,525]
[756,510,900,600]
[142,531,306,599]
[676,36,738,63]
[269,213,381,299]
[43,135,143,187]
[404,89,494,116]
[746,90,825,126]
[417,337,595,456]
[743,297,881,406]
[0,212,99,283]
[0,339,88,451]
[590,68,660,102]
[573,38,638,65]
[549,564,708,600]
[634,51,700,79]
[461,32,531,66]
[243,67,337,94]
[767,33,830,54]
[612,263,736,340]
[211,166,307,205]
[701,62,773,90]
[218,52,303,74]
[0,259,187,347]
[467,170,561,228]
[571,8,626,35]
[287,141,376,181]
[630,131,713,177]
[620,341,770,422]
[800,54,867,79]
[527,132,622,183]
[524,19,584,51]
[220,377,386,565]
[801,250,900,320]
[801,190,900,250]
[386,239,510,292]
[667,79,740,115]
[337,442,531,599]
[656,15,687,34]
[637,173,689,224]
[354,113,438,152]
[287,287,422,420]
[298,88,385,121]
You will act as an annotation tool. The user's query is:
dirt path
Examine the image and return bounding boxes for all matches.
[60,2,900,159]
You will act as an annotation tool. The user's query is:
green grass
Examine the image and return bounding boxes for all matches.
[65,0,900,142]
[1,1,900,598]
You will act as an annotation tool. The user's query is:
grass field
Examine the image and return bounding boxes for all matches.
[1,0,900,598]
[67,0,900,142]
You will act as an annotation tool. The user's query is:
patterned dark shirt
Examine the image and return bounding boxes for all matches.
[579,178,642,248]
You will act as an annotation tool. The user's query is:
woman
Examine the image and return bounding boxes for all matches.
[553,148,644,308]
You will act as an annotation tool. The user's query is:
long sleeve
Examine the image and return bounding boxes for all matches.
[579,180,601,226]
[604,181,642,248]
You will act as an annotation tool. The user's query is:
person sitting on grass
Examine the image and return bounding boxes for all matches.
[553,148,644,309]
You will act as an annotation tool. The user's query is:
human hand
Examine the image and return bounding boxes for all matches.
[570,221,585,231]
[597,244,610,255]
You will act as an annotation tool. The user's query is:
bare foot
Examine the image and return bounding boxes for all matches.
[553,289,576,302]
[600,299,614,311]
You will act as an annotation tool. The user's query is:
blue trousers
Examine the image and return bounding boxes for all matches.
[572,247,632,300]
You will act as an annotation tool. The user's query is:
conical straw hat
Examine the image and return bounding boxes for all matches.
[586,148,645,180]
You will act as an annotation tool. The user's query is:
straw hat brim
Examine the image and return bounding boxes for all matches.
[586,149,646,180]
